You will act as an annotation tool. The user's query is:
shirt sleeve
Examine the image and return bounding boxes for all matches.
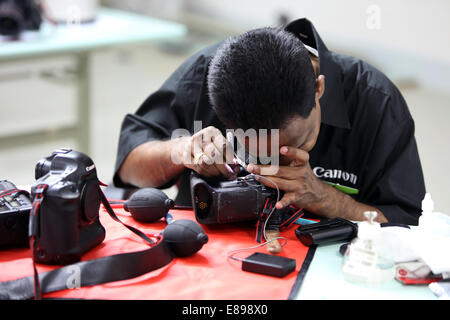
[113,52,209,188]
[359,89,426,225]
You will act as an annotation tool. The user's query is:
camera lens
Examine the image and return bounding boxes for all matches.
[0,2,25,37]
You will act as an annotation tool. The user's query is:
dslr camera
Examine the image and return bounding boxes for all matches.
[31,148,105,265]
[0,180,32,248]
[190,172,277,224]
[0,0,42,37]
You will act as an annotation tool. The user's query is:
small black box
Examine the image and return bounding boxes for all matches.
[242,252,296,278]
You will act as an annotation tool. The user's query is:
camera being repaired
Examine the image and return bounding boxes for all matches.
[195,134,282,224]
[187,130,307,277]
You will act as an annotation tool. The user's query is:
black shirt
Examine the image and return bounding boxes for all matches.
[114,18,426,225]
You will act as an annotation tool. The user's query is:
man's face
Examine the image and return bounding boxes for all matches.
[278,106,321,165]
[241,105,321,167]
[239,68,325,168]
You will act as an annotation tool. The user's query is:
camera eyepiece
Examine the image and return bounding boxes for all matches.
[35,157,52,180]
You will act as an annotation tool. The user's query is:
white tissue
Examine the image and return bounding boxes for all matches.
[379,224,450,275]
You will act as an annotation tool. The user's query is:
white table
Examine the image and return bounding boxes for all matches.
[295,242,437,300]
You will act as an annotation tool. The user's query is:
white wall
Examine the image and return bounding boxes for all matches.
[186,0,450,91]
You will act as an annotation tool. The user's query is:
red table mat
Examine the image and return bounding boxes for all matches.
[0,206,312,300]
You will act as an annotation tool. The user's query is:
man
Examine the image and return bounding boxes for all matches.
[113,18,425,226]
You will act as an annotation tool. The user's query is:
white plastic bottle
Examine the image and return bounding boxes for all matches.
[418,193,450,236]
[341,211,395,286]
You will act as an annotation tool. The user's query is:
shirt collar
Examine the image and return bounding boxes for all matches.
[284,18,351,130]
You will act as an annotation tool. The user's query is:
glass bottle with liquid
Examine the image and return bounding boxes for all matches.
[341,211,395,286]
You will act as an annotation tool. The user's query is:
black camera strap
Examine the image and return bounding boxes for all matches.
[0,187,30,199]
[0,188,20,197]
[255,198,273,243]
[28,183,48,299]
[280,206,305,229]
[0,186,174,300]
[255,198,304,243]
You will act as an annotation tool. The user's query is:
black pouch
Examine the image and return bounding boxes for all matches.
[295,218,358,246]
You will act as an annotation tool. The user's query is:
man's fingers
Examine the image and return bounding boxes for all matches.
[192,126,234,164]
[195,155,221,177]
[275,193,296,210]
[185,154,221,178]
[211,131,235,165]
[202,143,219,165]
[280,146,309,166]
[202,126,229,160]
[254,175,297,192]
[198,143,236,179]
[189,138,236,180]
[247,164,299,180]
[205,143,237,179]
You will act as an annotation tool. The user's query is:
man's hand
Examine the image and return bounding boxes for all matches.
[247,146,388,222]
[119,126,238,188]
[176,126,239,180]
[246,146,328,213]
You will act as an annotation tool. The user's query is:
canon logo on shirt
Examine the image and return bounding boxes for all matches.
[313,166,358,185]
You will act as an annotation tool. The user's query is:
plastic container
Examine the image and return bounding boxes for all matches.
[418,193,450,236]
[341,211,395,286]
[43,0,99,24]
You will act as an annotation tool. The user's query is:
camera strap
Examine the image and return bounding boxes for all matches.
[0,185,174,300]
[255,198,304,243]
[280,206,305,229]
[0,188,20,197]
[28,183,48,299]
[255,198,273,243]
[0,187,30,199]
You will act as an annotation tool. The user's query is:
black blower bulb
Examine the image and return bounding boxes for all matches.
[162,220,208,257]
[124,188,174,222]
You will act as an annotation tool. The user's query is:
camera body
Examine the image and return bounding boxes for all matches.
[0,180,32,248]
[0,0,42,37]
[31,148,105,265]
[190,172,276,224]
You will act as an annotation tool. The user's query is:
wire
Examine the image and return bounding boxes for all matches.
[227,132,281,237]
[227,236,288,262]
[225,173,286,262]
[242,173,280,242]
[173,205,193,210]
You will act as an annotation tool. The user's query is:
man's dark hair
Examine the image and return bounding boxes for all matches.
[207,27,316,130]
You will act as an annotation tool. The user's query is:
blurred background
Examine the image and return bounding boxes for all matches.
[1,0,449,213]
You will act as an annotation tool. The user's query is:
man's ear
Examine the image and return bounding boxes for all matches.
[315,75,325,100]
